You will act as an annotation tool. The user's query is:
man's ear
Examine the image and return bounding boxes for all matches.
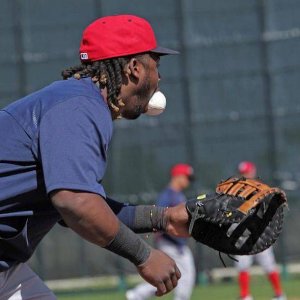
[124,58,141,78]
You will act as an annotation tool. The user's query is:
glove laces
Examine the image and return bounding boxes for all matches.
[218,252,239,267]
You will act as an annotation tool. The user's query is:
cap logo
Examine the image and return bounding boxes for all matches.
[80,53,89,60]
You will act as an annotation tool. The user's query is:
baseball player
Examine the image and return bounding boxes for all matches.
[126,164,196,300]
[235,161,286,300]
[0,15,192,299]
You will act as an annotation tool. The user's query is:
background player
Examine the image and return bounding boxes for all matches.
[235,161,287,300]
[126,163,196,300]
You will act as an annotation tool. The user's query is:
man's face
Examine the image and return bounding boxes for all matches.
[181,175,192,190]
[120,53,161,120]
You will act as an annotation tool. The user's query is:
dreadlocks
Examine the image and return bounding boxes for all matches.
[61,57,131,115]
[61,54,149,116]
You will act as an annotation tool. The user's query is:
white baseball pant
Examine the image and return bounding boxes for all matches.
[0,263,56,300]
[235,247,278,273]
[127,239,196,300]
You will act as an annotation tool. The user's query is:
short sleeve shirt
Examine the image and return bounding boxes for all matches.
[0,77,113,270]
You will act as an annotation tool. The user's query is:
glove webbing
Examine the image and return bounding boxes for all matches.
[227,196,282,253]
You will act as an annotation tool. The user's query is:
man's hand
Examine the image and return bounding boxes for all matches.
[164,203,190,238]
[137,248,181,296]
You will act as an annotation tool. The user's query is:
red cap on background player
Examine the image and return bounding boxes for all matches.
[79,14,179,61]
[171,164,195,181]
[238,161,257,178]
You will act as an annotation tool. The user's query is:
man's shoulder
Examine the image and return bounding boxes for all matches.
[8,77,102,107]
[42,77,102,102]
[3,78,110,137]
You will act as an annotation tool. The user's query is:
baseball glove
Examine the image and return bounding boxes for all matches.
[186,177,287,255]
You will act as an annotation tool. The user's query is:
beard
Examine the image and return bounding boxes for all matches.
[123,107,142,120]
[122,76,152,120]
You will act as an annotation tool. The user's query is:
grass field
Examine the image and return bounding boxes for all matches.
[56,275,300,300]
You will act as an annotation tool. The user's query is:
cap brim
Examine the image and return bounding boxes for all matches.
[151,46,179,55]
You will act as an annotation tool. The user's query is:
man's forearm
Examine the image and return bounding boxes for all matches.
[51,191,119,247]
[105,197,168,233]
[51,191,152,265]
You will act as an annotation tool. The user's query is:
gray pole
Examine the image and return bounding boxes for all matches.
[12,0,27,98]
[176,0,207,286]
[256,0,288,279]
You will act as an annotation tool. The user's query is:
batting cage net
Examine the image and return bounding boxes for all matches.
[1,0,300,281]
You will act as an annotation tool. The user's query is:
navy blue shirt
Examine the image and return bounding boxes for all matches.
[0,78,113,271]
[156,187,188,247]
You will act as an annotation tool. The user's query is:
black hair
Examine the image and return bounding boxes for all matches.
[61,54,149,115]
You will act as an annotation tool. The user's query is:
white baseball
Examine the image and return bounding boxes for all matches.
[145,91,167,116]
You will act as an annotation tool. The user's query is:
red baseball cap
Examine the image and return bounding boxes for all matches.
[238,161,256,175]
[171,164,194,180]
[79,15,179,61]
